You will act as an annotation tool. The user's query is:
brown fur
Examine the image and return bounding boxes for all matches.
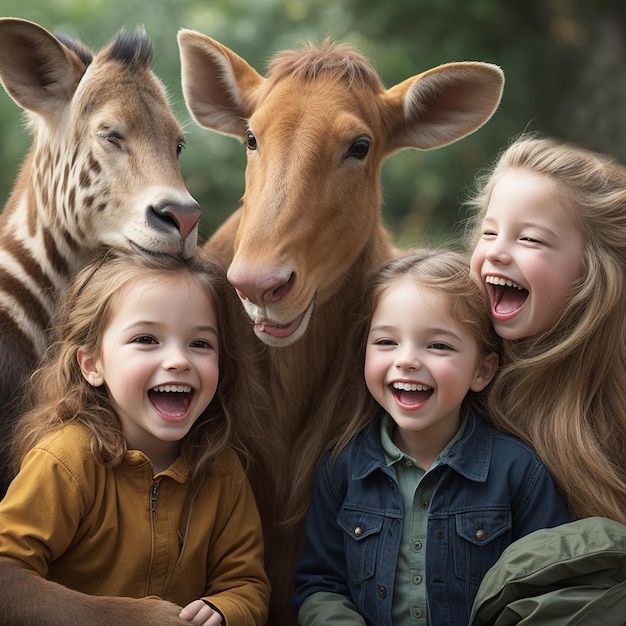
[0,18,201,625]
[179,32,505,624]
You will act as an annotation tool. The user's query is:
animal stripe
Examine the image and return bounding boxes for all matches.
[0,18,201,499]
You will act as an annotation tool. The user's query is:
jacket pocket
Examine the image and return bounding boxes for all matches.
[338,508,383,585]
[453,507,512,585]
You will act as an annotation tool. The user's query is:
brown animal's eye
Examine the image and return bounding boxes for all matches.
[346,138,370,160]
[246,131,257,150]
[176,141,185,157]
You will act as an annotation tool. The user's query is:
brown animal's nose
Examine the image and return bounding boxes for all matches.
[152,200,202,241]
[228,265,295,305]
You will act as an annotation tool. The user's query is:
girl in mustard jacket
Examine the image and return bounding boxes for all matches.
[0,248,269,626]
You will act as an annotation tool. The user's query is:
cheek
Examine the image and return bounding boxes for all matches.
[363,351,384,393]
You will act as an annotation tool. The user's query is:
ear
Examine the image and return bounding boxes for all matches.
[177,29,264,139]
[470,351,498,392]
[384,61,504,151]
[0,17,88,118]
[77,348,104,387]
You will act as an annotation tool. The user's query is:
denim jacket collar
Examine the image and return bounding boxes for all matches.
[352,412,492,483]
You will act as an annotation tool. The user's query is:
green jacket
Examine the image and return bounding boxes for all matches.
[469,517,626,625]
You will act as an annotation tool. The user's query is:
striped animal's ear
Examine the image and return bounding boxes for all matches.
[0,17,87,117]
[177,29,264,140]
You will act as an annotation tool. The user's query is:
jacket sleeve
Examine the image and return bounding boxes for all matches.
[0,445,86,575]
[292,452,357,619]
[511,451,571,539]
[200,454,270,626]
[298,591,367,625]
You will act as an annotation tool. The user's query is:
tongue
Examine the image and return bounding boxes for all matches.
[397,389,432,406]
[494,287,528,315]
[148,391,191,417]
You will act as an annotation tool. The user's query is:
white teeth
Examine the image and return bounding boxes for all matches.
[392,382,431,392]
[153,385,191,393]
[485,275,524,290]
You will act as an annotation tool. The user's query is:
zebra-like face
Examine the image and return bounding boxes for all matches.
[4,23,201,263]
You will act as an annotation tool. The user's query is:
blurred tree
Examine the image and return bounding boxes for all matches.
[0,0,623,247]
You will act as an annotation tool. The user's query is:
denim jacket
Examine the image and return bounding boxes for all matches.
[292,413,570,626]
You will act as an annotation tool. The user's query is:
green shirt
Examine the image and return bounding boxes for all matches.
[381,413,466,626]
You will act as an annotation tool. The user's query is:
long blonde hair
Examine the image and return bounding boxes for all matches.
[465,134,626,523]
[331,248,500,459]
[11,247,265,484]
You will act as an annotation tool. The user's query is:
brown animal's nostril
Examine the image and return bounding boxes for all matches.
[263,273,295,304]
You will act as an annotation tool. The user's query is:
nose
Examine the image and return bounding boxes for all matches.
[394,349,421,371]
[484,237,511,265]
[162,346,191,371]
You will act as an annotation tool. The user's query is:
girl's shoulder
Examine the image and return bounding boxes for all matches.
[35,422,93,457]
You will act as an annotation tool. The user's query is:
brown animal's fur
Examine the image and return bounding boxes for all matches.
[0,18,201,496]
[180,34,504,624]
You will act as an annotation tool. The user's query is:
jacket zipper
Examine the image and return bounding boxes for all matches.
[151,481,159,512]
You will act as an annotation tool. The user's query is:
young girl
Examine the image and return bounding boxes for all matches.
[468,134,626,525]
[292,249,569,626]
[0,248,269,626]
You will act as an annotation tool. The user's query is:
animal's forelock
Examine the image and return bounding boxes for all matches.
[106,29,153,68]
[267,41,384,91]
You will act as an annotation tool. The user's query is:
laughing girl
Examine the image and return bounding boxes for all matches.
[0,248,269,626]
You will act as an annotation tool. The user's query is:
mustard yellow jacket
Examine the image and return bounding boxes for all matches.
[0,424,269,625]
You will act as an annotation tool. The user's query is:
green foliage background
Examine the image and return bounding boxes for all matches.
[1,0,624,247]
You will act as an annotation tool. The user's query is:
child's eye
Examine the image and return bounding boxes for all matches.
[430,342,452,351]
[373,338,397,347]
[132,335,157,344]
[191,338,215,349]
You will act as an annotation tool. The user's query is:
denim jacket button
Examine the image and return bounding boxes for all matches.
[475,528,487,540]
[354,526,362,536]
[378,586,386,598]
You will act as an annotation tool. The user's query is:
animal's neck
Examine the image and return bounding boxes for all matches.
[264,225,393,428]
[0,147,96,358]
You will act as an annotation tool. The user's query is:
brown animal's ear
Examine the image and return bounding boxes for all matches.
[0,18,87,117]
[384,61,505,151]
[177,29,264,139]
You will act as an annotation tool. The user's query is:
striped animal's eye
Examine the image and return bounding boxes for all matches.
[246,131,257,150]
[98,129,124,149]
[346,138,370,160]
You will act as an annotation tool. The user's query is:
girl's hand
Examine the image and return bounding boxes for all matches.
[179,600,224,626]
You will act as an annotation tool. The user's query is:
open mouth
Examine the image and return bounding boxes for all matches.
[148,384,193,421]
[485,275,528,318]
[392,382,433,408]
[251,295,316,346]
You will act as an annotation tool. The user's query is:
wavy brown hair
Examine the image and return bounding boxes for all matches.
[465,134,626,523]
[10,247,266,485]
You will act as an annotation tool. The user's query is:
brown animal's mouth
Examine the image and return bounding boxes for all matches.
[249,295,316,347]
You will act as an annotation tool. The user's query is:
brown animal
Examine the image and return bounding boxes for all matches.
[0,19,199,625]
[179,31,505,623]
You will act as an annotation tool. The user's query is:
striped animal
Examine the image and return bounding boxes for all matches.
[0,18,201,497]
[179,32,504,624]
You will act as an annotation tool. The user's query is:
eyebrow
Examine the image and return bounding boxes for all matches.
[369,324,463,342]
[123,321,219,336]
[482,216,559,238]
